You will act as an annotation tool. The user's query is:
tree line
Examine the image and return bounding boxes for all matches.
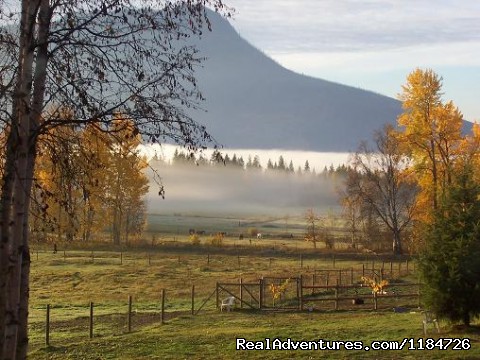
[164,148,350,177]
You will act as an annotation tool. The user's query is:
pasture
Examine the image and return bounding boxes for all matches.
[27,234,480,359]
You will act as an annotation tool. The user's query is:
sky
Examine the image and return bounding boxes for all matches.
[222,0,480,122]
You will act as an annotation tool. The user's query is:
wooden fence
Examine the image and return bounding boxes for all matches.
[215,275,420,312]
[42,276,420,347]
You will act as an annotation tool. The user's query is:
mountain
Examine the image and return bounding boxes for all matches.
[188,11,472,152]
[186,11,401,152]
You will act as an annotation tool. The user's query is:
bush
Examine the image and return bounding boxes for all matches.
[208,233,223,247]
[247,228,258,237]
[190,234,201,246]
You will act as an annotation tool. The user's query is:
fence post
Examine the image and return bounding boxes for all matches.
[334,279,339,311]
[296,277,300,308]
[299,275,303,311]
[120,252,123,265]
[259,278,264,310]
[63,250,66,262]
[406,259,409,273]
[362,263,365,277]
[373,292,378,311]
[239,279,243,309]
[161,289,165,324]
[207,254,210,265]
[418,285,421,308]
[269,258,272,268]
[312,274,315,296]
[191,285,195,315]
[390,261,393,277]
[350,268,353,285]
[216,282,219,309]
[128,295,132,333]
[89,302,94,339]
[326,271,329,287]
[45,304,50,346]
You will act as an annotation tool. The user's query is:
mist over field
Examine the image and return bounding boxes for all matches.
[146,162,343,217]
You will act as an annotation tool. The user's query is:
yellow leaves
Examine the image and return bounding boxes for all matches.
[397,68,466,223]
[361,276,389,294]
[32,111,149,243]
[399,68,443,112]
[269,279,290,301]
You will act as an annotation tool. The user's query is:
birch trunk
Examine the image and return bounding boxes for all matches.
[3,0,49,357]
[15,142,36,359]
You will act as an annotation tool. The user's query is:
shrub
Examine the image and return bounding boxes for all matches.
[208,233,223,247]
[190,234,201,246]
[247,228,258,237]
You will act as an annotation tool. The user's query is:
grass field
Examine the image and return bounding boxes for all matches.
[27,238,480,359]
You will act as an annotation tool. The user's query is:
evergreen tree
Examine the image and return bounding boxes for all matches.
[304,160,310,172]
[210,150,223,166]
[419,167,480,326]
[277,155,286,170]
[253,155,262,169]
[288,160,295,173]
[246,155,253,168]
[238,156,245,168]
[267,159,274,170]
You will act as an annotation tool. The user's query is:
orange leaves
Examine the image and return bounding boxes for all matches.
[361,276,389,294]
[397,68,465,220]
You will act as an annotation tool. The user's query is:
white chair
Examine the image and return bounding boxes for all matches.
[423,311,440,335]
[221,296,235,312]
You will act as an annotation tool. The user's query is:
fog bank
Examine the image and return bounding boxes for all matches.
[146,162,343,217]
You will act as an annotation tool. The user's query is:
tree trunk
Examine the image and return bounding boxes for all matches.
[392,230,402,255]
[1,1,39,357]
[15,248,29,360]
[113,206,120,246]
[0,132,18,359]
[4,129,29,359]
[5,1,50,357]
[16,141,36,359]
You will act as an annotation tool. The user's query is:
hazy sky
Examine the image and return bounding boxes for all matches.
[223,0,480,122]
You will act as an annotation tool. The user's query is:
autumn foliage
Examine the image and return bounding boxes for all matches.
[32,112,149,245]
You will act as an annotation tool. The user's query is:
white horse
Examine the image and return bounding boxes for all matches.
[257,233,262,239]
